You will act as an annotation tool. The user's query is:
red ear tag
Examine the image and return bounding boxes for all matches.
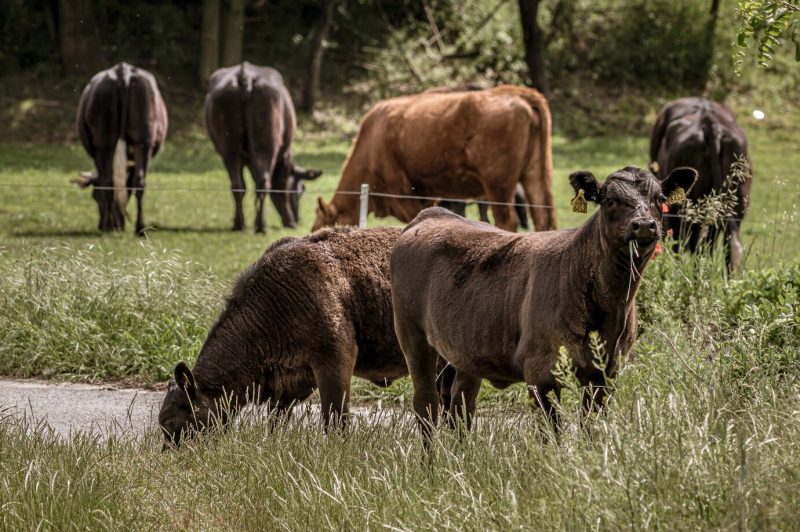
[661,203,669,214]
[651,241,663,261]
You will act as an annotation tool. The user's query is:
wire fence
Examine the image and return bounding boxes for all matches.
[0,179,773,227]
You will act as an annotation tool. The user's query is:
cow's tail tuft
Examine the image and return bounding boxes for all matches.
[112,139,129,216]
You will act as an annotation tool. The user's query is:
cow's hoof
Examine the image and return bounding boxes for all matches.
[136,227,147,238]
[255,227,265,234]
[232,225,244,232]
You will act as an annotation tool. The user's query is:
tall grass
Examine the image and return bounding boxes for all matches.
[0,244,224,381]
[2,316,800,530]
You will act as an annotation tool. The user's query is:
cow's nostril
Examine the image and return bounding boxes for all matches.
[632,221,640,231]
[648,221,656,230]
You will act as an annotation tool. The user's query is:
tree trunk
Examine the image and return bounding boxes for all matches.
[701,0,722,88]
[518,0,548,94]
[220,0,246,68]
[299,0,336,113]
[58,0,103,75]
[200,0,221,84]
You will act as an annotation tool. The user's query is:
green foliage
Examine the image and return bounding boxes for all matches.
[736,0,800,69]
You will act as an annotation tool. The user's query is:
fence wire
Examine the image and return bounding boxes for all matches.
[0,181,784,225]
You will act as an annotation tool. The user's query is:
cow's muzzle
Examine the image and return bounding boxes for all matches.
[626,218,658,244]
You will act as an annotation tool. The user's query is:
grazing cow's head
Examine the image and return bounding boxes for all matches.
[569,166,697,253]
[159,362,221,450]
[312,197,339,231]
[270,165,322,229]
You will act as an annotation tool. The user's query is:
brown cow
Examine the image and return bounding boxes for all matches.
[650,97,751,270]
[312,86,556,232]
[158,226,409,448]
[391,166,696,443]
[76,63,168,235]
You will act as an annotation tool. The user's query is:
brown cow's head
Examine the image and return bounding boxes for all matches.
[569,166,697,253]
[312,197,339,231]
[159,362,225,450]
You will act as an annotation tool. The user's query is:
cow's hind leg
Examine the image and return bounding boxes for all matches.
[92,147,122,232]
[485,185,519,232]
[132,145,151,237]
[226,158,246,231]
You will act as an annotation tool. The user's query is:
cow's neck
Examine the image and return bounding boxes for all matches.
[570,213,652,356]
[331,185,361,226]
[192,322,258,401]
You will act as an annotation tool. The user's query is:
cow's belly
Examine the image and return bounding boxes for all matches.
[422,291,526,383]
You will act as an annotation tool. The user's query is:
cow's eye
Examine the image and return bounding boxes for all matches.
[605,198,616,207]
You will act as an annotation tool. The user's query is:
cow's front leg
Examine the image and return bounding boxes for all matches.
[523,357,560,432]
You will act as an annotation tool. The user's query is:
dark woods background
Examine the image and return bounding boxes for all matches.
[1,0,798,140]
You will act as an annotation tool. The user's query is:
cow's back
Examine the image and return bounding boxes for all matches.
[78,63,167,153]
[391,208,569,382]
[378,91,536,196]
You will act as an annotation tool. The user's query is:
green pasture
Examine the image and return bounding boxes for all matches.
[1,105,798,282]
[0,98,799,529]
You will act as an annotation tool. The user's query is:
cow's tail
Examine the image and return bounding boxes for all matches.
[238,63,261,185]
[513,87,556,230]
[701,113,724,190]
[113,63,131,219]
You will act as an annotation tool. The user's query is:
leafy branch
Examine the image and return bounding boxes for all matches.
[736,0,800,71]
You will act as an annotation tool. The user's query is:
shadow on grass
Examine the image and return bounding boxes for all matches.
[145,224,233,234]
[12,229,101,238]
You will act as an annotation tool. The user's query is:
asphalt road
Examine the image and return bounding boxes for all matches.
[0,378,402,439]
[0,378,164,438]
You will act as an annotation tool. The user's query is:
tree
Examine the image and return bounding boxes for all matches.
[517,0,548,94]
[200,0,221,84]
[300,0,336,113]
[58,0,103,75]
[737,0,800,68]
[221,0,246,68]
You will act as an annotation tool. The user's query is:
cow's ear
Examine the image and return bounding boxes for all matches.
[317,196,327,213]
[661,167,697,203]
[174,362,196,396]
[569,171,601,204]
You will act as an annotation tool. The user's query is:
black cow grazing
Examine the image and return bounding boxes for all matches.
[650,97,751,270]
[204,62,322,232]
[439,184,531,230]
[391,167,696,443]
[159,226,410,449]
[76,62,168,235]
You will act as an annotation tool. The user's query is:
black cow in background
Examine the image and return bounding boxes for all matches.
[650,97,751,270]
[76,62,168,235]
[439,184,531,230]
[205,62,322,232]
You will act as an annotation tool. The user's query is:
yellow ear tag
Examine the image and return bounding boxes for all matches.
[571,188,587,213]
[649,161,660,174]
[667,186,686,205]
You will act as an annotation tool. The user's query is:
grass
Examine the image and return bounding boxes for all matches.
[0,265,798,528]
[0,86,799,527]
